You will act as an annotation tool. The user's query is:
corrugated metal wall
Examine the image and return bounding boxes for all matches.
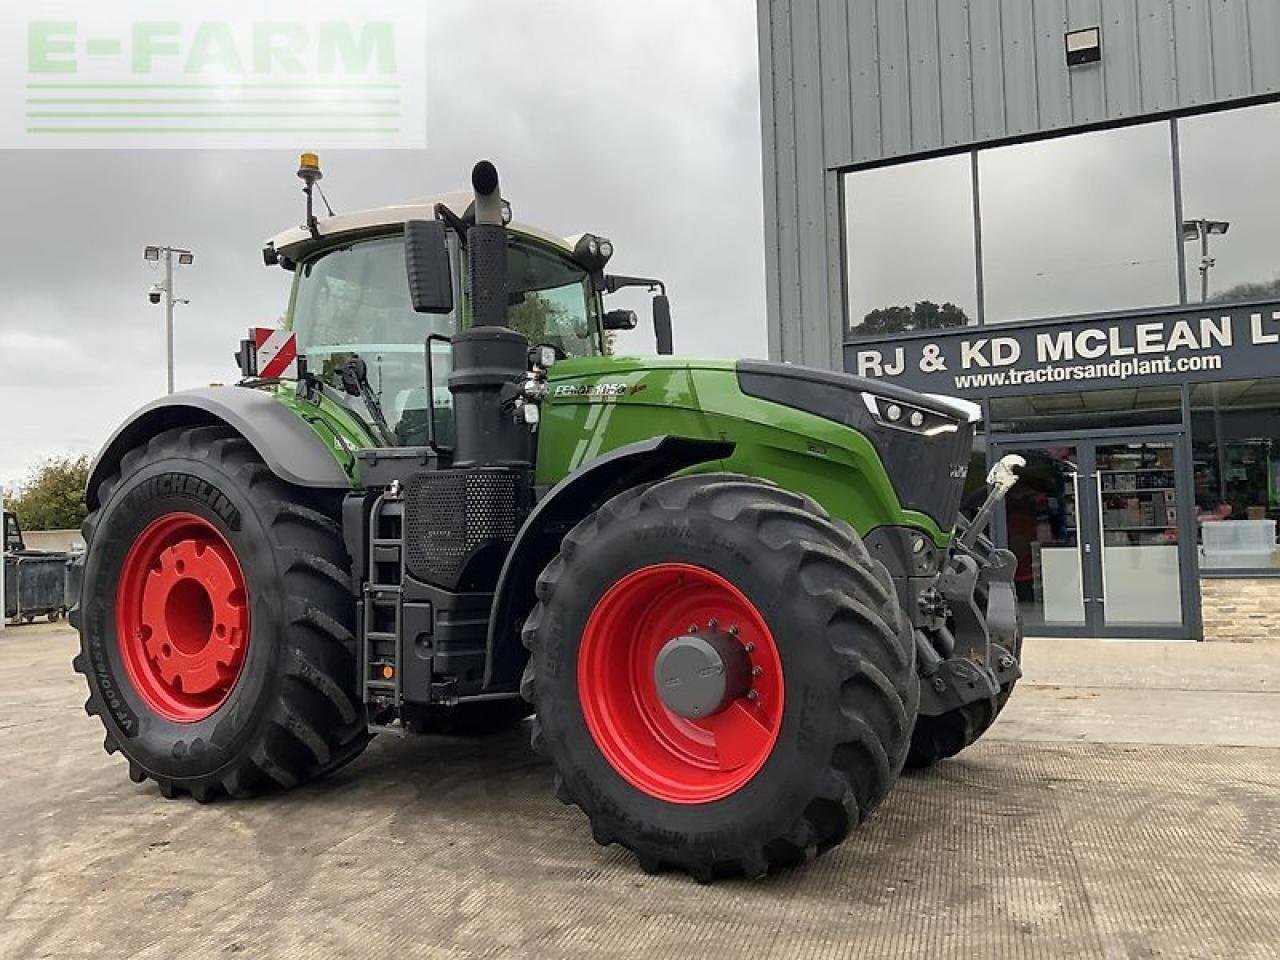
[759,0,1280,367]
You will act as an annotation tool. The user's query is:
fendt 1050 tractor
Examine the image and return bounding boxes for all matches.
[72,157,1024,880]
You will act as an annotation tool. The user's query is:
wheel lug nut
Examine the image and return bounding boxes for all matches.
[687,624,698,634]
[728,624,739,636]
[746,690,759,702]
[744,642,756,653]
[707,618,719,630]
[751,666,763,678]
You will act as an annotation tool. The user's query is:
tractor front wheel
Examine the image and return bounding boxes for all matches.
[522,475,918,880]
[71,426,368,801]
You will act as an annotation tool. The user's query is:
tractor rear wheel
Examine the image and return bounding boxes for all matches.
[521,474,918,880]
[71,426,367,801]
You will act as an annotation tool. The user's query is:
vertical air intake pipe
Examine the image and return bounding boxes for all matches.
[448,161,533,468]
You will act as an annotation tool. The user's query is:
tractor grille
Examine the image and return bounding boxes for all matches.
[403,469,525,589]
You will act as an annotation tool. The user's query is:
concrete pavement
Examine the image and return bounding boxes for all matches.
[1,624,1277,959]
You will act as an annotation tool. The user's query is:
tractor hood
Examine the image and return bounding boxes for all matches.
[734,360,977,530]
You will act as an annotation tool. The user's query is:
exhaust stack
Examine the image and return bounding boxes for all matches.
[467,160,508,330]
[448,160,532,468]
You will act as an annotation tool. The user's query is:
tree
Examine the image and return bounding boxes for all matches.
[1213,275,1280,303]
[858,300,970,336]
[5,456,90,531]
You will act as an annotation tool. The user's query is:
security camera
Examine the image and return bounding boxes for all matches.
[148,283,164,305]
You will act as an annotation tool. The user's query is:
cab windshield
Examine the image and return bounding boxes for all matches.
[496,242,602,357]
[287,231,600,447]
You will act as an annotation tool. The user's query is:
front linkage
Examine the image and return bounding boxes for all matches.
[910,456,1025,763]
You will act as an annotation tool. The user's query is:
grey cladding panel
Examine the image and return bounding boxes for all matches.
[1172,0,1215,107]
[906,0,944,150]
[1034,0,1073,128]
[1001,0,1040,136]
[969,0,1008,140]
[1102,0,1143,117]
[760,0,1280,365]
[938,1,976,146]
[848,0,884,165]
[877,0,913,156]
[1135,0,1178,111]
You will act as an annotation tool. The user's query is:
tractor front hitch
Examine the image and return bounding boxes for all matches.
[915,455,1025,717]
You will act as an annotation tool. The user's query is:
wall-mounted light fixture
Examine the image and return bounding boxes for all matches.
[1065,27,1102,67]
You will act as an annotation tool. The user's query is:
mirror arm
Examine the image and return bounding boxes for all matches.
[434,203,469,248]
[605,274,665,296]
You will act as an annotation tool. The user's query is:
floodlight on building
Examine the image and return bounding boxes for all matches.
[143,246,161,262]
[1065,27,1102,67]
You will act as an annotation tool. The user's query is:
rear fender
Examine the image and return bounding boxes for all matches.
[86,387,354,509]
[483,436,734,690]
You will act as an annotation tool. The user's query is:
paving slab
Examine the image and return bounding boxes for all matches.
[1,624,1277,959]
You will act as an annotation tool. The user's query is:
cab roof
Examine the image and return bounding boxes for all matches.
[267,190,573,265]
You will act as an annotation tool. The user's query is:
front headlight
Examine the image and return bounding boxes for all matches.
[861,393,960,437]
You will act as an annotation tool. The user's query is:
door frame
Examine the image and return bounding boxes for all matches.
[990,425,1200,640]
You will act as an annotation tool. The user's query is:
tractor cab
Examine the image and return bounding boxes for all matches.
[264,167,671,448]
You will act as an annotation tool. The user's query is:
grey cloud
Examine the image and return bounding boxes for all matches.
[0,0,766,486]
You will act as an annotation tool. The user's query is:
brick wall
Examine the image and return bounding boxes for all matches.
[1199,578,1280,642]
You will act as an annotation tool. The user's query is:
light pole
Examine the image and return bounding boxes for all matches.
[1181,219,1230,304]
[144,245,194,394]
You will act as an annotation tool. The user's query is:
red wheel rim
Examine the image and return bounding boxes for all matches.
[577,563,784,804]
[115,513,250,723]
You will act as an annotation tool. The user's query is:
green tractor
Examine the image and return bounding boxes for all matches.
[72,158,1023,880]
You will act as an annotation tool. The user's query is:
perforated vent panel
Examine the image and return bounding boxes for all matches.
[404,469,523,588]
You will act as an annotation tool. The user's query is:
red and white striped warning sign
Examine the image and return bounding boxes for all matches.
[253,327,299,379]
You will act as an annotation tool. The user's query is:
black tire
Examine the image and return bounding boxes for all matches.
[906,586,1024,769]
[521,474,918,881]
[405,699,533,736]
[70,425,368,801]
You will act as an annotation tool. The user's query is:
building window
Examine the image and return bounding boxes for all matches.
[1178,101,1280,305]
[1191,379,1280,572]
[987,385,1184,435]
[843,153,977,338]
[978,122,1180,324]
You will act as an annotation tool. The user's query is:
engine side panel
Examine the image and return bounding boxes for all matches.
[534,356,951,544]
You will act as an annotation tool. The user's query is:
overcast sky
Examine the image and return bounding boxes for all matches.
[0,0,766,488]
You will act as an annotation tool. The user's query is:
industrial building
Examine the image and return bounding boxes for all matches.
[758,0,1280,639]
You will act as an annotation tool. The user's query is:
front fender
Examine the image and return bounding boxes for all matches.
[87,387,354,508]
[483,435,734,690]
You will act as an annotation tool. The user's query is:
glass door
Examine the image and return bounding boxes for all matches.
[1092,439,1186,633]
[992,431,1194,638]
[989,444,1087,633]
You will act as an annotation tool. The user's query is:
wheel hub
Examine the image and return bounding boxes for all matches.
[116,513,250,723]
[138,538,247,695]
[654,627,751,720]
[577,563,785,804]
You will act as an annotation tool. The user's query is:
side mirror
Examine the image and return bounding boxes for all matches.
[339,356,369,397]
[653,294,674,355]
[603,309,638,331]
[404,220,454,315]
